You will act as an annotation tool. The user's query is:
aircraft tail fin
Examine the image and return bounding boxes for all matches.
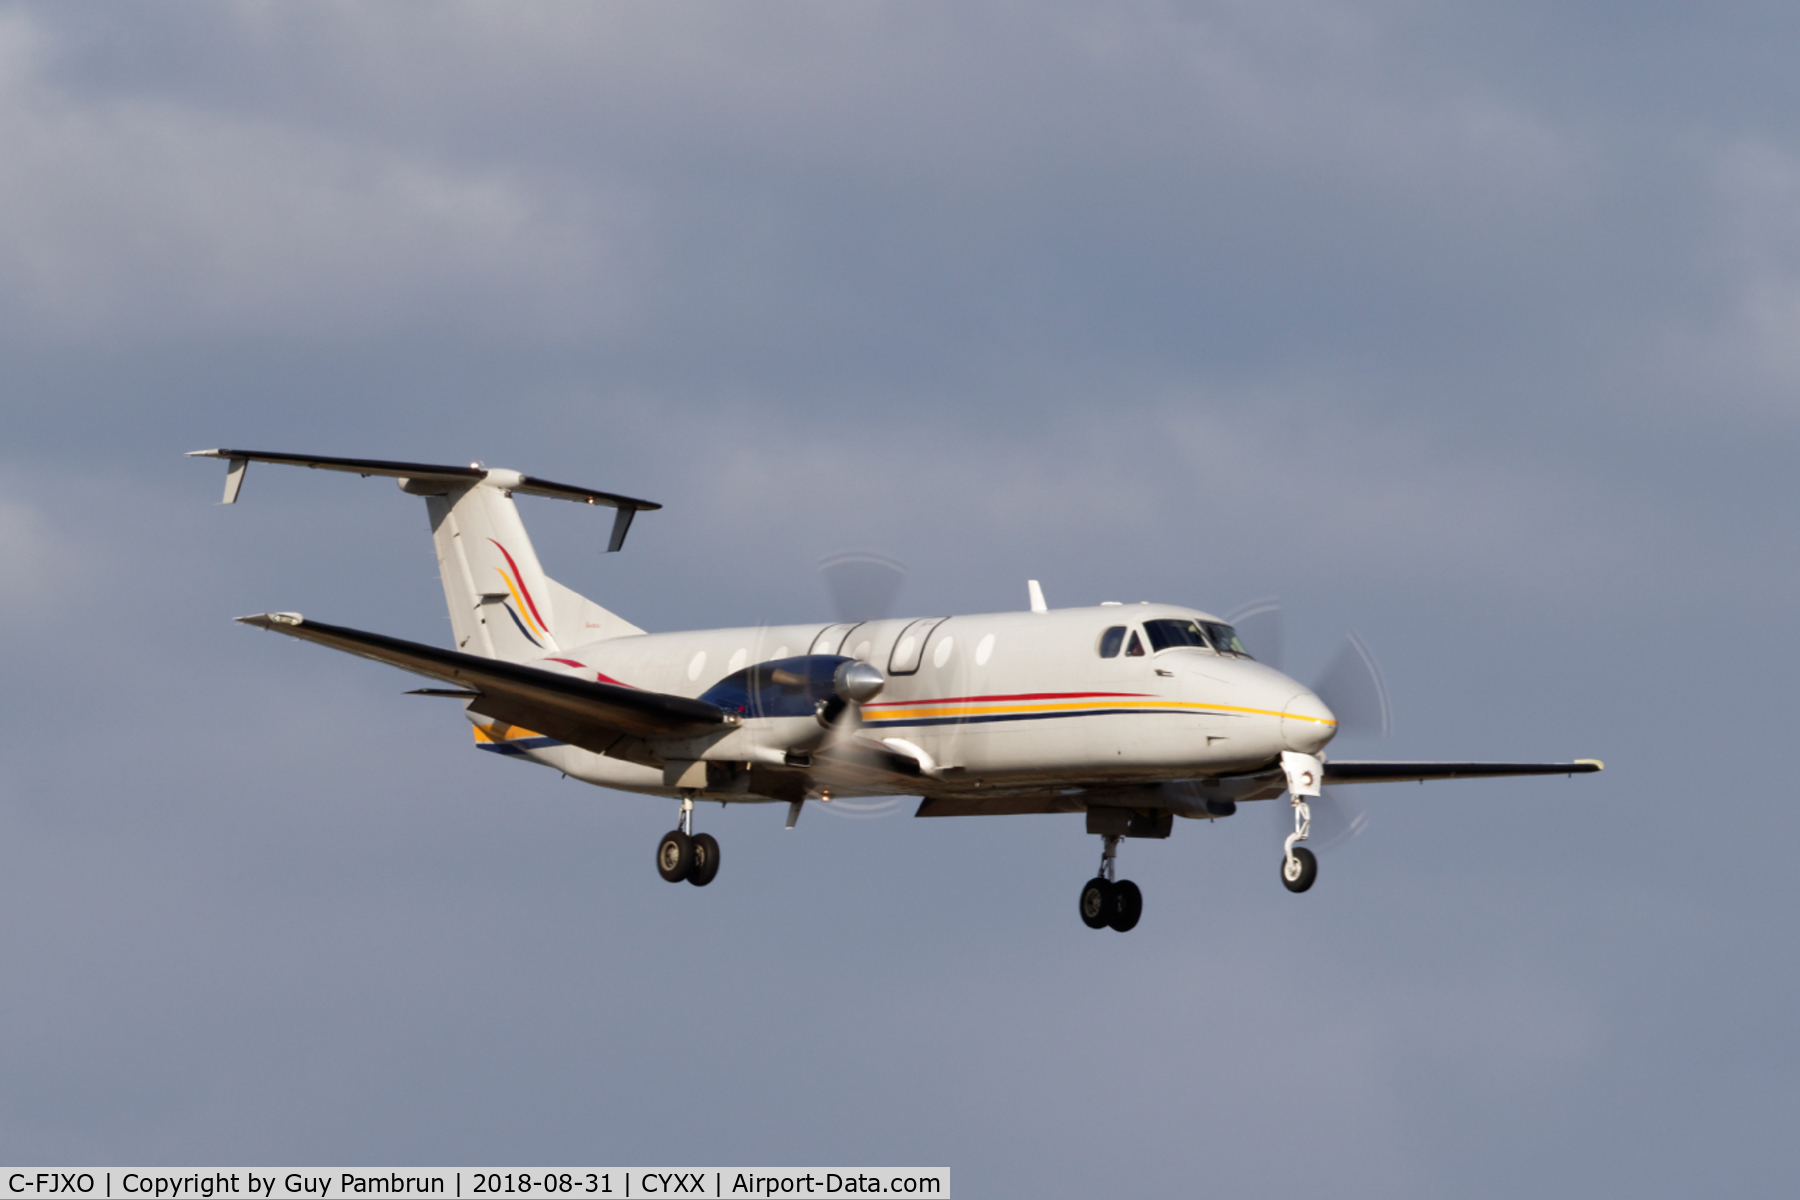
[189,450,653,662]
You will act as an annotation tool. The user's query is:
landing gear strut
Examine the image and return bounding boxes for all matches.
[1079,834,1142,932]
[1280,750,1322,893]
[657,795,721,887]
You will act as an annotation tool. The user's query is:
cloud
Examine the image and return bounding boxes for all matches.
[0,9,646,345]
[0,493,71,615]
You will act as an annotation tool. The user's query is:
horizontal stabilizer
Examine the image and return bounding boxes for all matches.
[1324,759,1603,785]
[236,613,730,755]
[187,448,659,551]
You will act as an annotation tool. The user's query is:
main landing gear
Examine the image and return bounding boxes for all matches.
[1079,834,1142,932]
[657,796,720,887]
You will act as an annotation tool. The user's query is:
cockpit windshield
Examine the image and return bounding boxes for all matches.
[1143,619,1208,652]
[1142,618,1254,659]
[1201,621,1251,657]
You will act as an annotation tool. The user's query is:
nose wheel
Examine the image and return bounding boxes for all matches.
[1280,845,1317,892]
[657,795,721,887]
[1079,835,1142,931]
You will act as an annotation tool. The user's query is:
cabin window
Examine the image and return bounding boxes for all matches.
[1125,630,1146,657]
[1097,626,1127,658]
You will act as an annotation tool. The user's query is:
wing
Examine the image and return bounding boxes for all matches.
[1324,760,1603,784]
[237,613,731,757]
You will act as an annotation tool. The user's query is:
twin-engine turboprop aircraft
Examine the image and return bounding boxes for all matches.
[191,450,1602,931]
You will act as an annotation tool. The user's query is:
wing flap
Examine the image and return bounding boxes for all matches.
[237,613,729,755]
[1324,759,1603,784]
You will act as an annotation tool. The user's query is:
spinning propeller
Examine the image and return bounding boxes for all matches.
[1227,598,1391,853]
[804,553,915,815]
[818,551,907,624]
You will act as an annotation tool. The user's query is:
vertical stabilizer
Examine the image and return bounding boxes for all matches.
[423,479,646,661]
[426,483,563,661]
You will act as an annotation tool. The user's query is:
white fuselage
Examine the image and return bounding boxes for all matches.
[486,604,1337,803]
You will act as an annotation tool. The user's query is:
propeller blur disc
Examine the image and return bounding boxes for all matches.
[1269,788,1369,854]
[819,551,907,623]
[1225,596,1284,671]
[1313,631,1392,739]
[1230,605,1387,856]
[1308,789,1369,851]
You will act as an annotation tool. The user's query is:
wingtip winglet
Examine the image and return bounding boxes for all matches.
[1575,758,1604,771]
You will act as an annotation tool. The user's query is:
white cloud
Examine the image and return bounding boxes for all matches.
[0,10,646,344]
[0,494,68,613]
[1691,138,1800,402]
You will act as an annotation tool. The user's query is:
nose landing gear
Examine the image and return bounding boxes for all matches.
[657,795,721,887]
[1079,834,1142,932]
[1280,750,1322,893]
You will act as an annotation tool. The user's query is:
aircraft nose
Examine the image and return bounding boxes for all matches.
[1281,688,1337,754]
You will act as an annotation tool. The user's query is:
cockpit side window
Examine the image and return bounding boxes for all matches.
[1125,630,1146,657]
[1097,626,1127,658]
[1201,621,1252,657]
[1144,618,1211,653]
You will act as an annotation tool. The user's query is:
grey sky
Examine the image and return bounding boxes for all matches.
[0,2,1795,1195]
